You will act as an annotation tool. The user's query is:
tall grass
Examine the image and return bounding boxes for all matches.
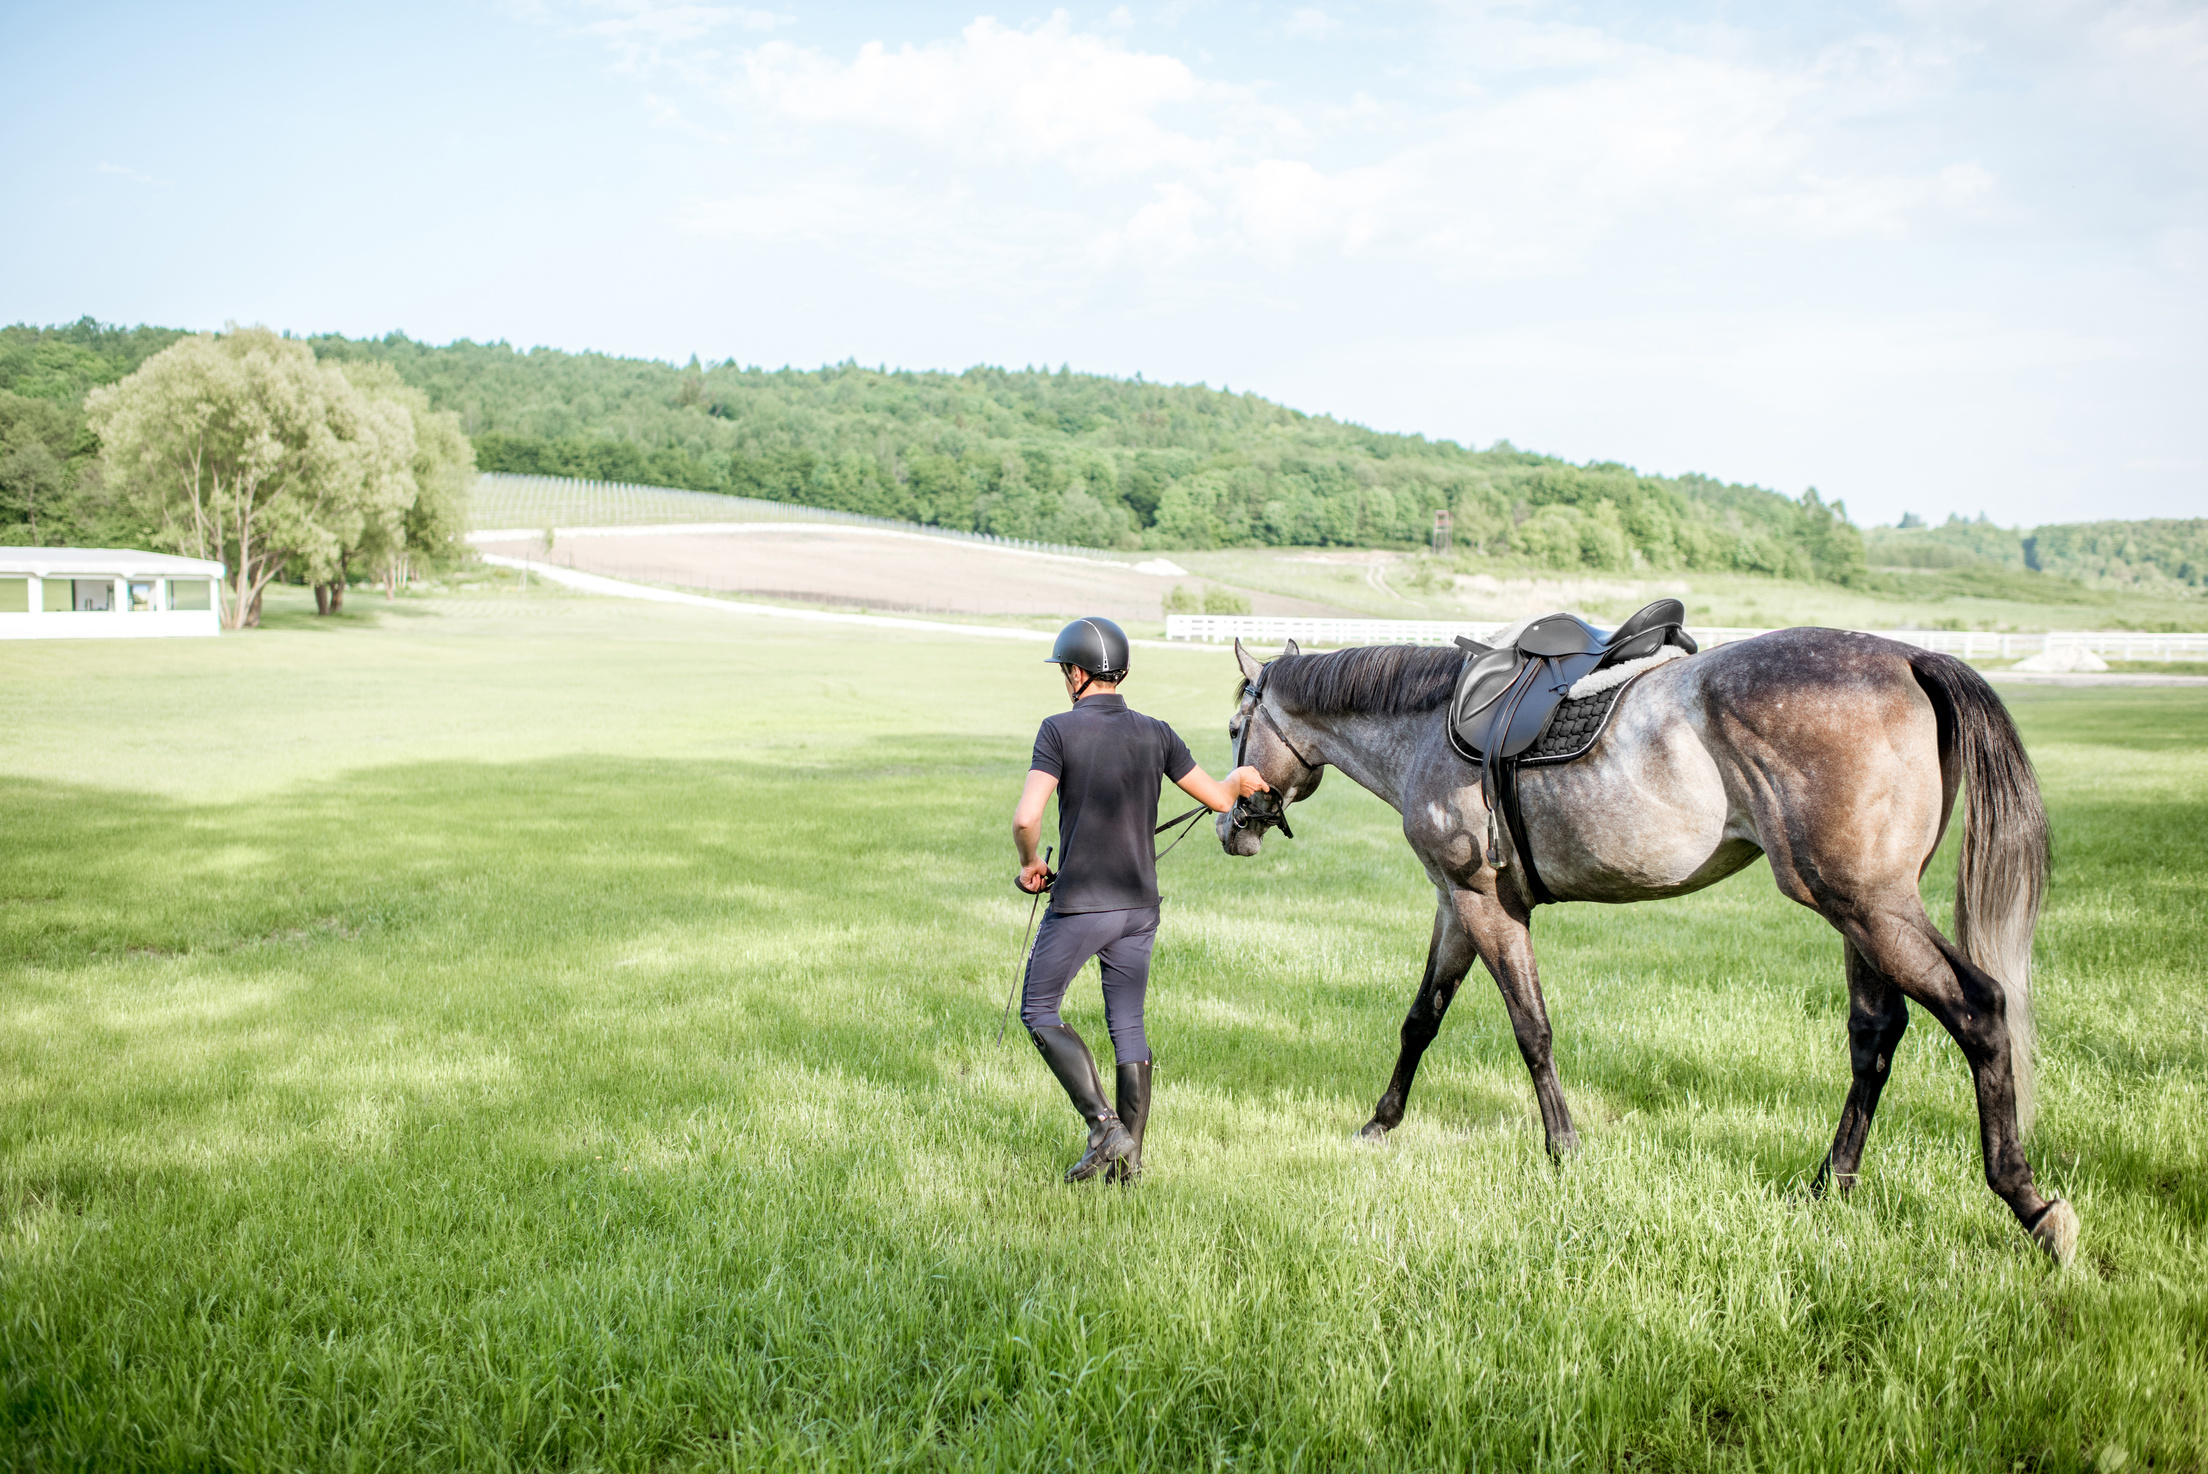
[2,586,2203,1470]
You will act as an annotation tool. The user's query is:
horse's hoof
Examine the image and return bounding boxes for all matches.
[2030,1198,2081,1268]
[1355,1121,1390,1144]
[1546,1132,1581,1161]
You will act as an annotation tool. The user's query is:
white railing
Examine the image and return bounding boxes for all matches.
[1165,616,2207,660]
[1880,630,2043,659]
[2046,630,2208,660]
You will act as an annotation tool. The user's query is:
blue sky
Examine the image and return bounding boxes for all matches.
[5,0,2203,527]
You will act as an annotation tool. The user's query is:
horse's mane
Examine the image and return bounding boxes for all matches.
[1252,644,1462,718]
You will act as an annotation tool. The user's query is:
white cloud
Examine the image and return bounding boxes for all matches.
[1743,162,1998,240]
[581,2,2204,525]
[737,15,1226,176]
[2092,0,2208,81]
[581,3,785,74]
[17,0,2203,528]
[685,10,2012,280]
[1099,182,1215,265]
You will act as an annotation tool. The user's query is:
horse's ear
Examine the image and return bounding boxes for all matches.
[1283,638,1301,657]
[1234,638,1265,686]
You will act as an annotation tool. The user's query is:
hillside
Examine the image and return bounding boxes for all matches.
[1867,514,2207,597]
[4,319,2197,610]
[0,319,190,547]
[303,332,1868,584]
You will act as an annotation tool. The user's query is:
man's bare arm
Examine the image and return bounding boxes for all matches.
[1175,764,1271,814]
[1013,769,1058,892]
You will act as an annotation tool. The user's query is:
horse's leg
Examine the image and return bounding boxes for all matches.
[1357,900,1473,1141]
[1363,882,1578,1155]
[1470,897,1579,1158]
[1826,899,2072,1258]
[1815,943,1909,1195]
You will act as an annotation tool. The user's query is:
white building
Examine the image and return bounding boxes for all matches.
[0,548,226,640]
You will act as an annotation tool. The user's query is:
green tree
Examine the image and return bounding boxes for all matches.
[1150,473,1230,548]
[1201,586,1252,615]
[0,391,75,544]
[87,328,413,629]
[1794,487,1867,584]
[0,439,65,544]
[339,362,474,598]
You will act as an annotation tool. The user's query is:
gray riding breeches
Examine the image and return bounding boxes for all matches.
[1019,905,1160,1065]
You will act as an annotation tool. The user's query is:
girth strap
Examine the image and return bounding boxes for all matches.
[1493,746,1553,907]
[1477,658,1559,907]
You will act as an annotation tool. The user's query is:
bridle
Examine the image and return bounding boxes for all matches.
[1144,662,1326,861]
[1229,670,1319,840]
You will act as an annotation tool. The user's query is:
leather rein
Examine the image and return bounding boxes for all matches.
[1148,669,1317,860]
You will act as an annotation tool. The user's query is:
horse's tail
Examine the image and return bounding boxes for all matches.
[1908,649,2050,1134]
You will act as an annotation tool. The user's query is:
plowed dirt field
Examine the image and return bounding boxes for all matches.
[471,525,1354,620]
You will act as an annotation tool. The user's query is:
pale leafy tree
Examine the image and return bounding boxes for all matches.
[86,328,414,628]
[296,391,414,615]
[335,362,473,603]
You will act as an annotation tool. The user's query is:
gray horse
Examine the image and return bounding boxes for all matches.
[1220,628,2079,1265]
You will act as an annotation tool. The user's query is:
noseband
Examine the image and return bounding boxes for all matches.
[1232,675,1319,839]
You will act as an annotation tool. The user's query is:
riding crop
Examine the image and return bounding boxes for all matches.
[997,845,1052,1044]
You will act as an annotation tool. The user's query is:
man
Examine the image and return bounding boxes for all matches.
[1012,616,1271,1184]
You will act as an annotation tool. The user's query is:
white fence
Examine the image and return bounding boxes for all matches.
[1165,615,2207,660]
[1878,630,2043,659]
[2046,630,2208,660]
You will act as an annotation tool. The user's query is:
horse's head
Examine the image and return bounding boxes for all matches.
[1220,637,1324,857]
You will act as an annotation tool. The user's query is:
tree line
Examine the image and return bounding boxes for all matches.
[1,319,469,627]
[0,319,186,547]
[17,319,2195,604]
[1868,513,2208,597]
[310,333,1871,585]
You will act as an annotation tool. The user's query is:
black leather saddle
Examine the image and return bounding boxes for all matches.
[1447,598,1696,904]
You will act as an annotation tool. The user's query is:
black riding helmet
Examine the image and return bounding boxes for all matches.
[1047,617,1130,683]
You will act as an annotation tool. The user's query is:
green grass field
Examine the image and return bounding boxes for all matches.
[4,585,2204,1471]
[1167,549,2208,636]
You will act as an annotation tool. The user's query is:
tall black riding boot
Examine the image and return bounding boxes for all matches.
[1108,1059,1152,1184]
[1029,1025,1133,1182]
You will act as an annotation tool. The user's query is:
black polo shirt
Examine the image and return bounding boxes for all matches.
[1031,694,1197,914]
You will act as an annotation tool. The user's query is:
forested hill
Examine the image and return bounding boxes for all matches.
[1867,515,2208,598]
[302,332,1869,584]
[0,320,190,546]
[8,320,2194,600]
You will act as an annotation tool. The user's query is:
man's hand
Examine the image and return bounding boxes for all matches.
[1175,763,1274,814]
[1017,858,1055,894]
